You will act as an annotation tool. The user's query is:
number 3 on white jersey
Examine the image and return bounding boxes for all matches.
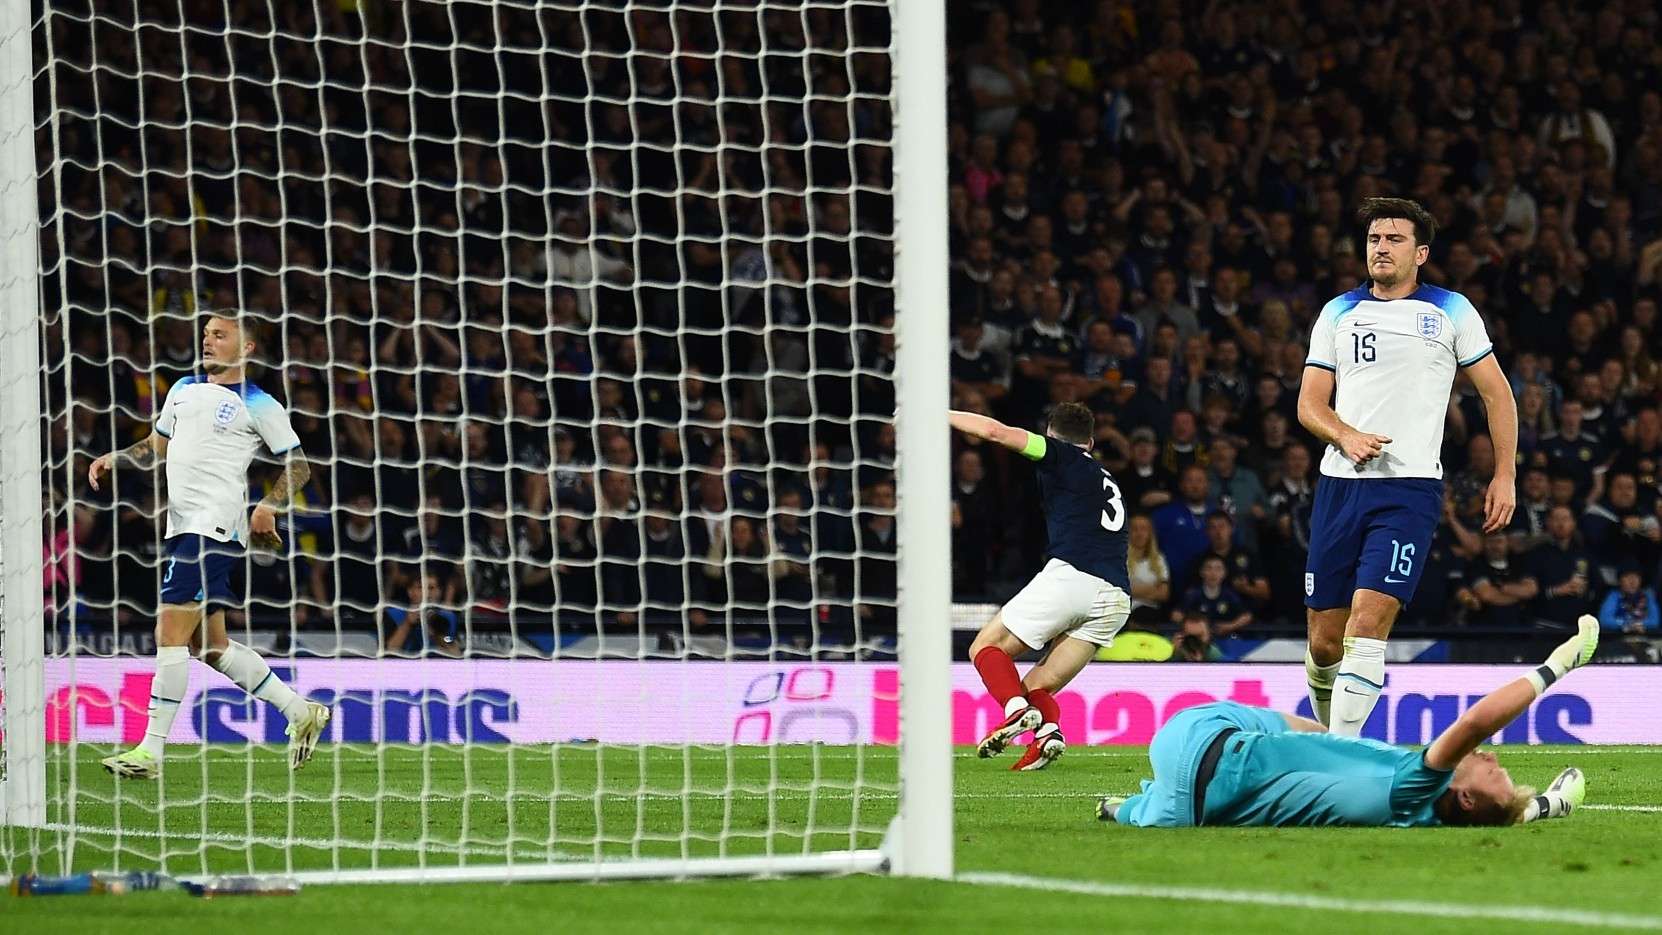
[1100,472,1125,532]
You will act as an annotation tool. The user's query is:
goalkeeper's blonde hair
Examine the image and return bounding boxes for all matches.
[1436,784,1537,826]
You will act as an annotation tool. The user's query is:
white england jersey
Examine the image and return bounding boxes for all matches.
[1305,283,1493,481]
[154,376,302,544]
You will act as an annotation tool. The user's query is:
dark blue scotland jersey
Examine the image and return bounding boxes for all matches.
[1024,435,1131,591]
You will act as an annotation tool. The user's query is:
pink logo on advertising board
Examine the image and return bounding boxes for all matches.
[26,660,1662,747]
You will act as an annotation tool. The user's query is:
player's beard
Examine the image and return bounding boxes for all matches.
[1371,258,1411,288]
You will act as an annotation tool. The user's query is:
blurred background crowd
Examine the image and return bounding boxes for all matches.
[33,0,1662,662]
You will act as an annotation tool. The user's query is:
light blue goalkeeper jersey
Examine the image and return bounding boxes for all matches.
[1204,731,1454,827]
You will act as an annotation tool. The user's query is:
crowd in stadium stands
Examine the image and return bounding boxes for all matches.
[939,0,1662,662]
[33,1,1662,662]
[41,0,900,657]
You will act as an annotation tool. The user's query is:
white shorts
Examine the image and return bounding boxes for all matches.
[1000,559,1132,651]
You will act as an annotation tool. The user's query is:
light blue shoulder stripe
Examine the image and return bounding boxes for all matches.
[246,386,285,414]
[1320,287,1368,322]
[1418,284,1479,323]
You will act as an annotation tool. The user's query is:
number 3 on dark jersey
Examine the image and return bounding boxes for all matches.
[1100,471,1125,532]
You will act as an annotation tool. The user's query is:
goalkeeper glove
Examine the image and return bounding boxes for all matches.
[1521,767,1585,823]
[1527,614,1599,695]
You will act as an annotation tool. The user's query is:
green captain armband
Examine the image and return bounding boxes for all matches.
[1020,432,1047,461]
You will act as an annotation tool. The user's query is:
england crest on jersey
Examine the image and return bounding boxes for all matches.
[1417,313,1442,338]
[214,400,239,432]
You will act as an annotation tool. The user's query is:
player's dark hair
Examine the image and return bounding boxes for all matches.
[1047,402,1094,447]
[1356,197,1436,247]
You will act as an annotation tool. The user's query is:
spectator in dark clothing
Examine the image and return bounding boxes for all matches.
[951,448,1003,598]
[553,515,599,617]
[516,518,557,613]
[1207,437,1268,552]
[1122,355,1177,440]
[1508,467,1555,554]
[855,480,899,641]
[1153,464,1213,585]
[596,470,643,625]
[1536,399,1607,501]
[1174,555,1252,640]
[1194,510,1271,610]
[1580,473,1661,586]
[1160,409,1208,474]
[1117,427,1175,511]
[950,316,1010,405]
[1607,408,1662,497]
[709,516,772,613]
[466,511,516,610]
[1528,506,1597,630]
[1265,441,1315,625]
[1010,284,1076,412]
[318,492,385,625]
[642,507,703,626]
[1071,318,1131,408]
[1467,534,1539,630]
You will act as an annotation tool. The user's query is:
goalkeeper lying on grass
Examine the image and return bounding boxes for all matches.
[1101,615,1598,828]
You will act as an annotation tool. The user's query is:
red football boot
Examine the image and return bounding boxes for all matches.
[977,705,1041,758]
[1010,727,1066,771]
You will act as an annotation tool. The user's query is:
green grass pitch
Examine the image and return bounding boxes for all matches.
[8,742,1660,933]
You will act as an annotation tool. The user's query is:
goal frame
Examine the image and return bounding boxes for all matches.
[0,0,45,834]
[0,0,952,882]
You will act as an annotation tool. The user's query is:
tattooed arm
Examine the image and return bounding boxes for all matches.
[87,432,169,491]
[250,451,311,550]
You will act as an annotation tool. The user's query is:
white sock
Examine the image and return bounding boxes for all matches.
[139,645,191,758]
[1304,650,1340,726]
[1328,636,1387,737]
[1003,696,1028,717]
[212,641,310,724]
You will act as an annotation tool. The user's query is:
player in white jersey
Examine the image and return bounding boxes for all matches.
[88,315,330,778]
[1297,198,1518,736]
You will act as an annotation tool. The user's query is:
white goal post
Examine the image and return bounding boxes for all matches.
[2,0,949,885]
[0,0,46,835]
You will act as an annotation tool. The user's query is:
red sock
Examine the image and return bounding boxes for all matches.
[973,646,1026,708]
[1028,688,1061,728]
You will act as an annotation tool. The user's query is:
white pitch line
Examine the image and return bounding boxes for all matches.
[961,871,1662,931]
[1583,804,1662,813]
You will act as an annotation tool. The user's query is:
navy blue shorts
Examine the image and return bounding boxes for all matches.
[1305,476,1442,610]
[160,534,244,609]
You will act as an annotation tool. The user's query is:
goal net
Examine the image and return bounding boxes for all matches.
[3,0,950,885]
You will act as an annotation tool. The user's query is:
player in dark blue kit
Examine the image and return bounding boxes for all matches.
[1101,616,1597,829]
[949,402,1132,771]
